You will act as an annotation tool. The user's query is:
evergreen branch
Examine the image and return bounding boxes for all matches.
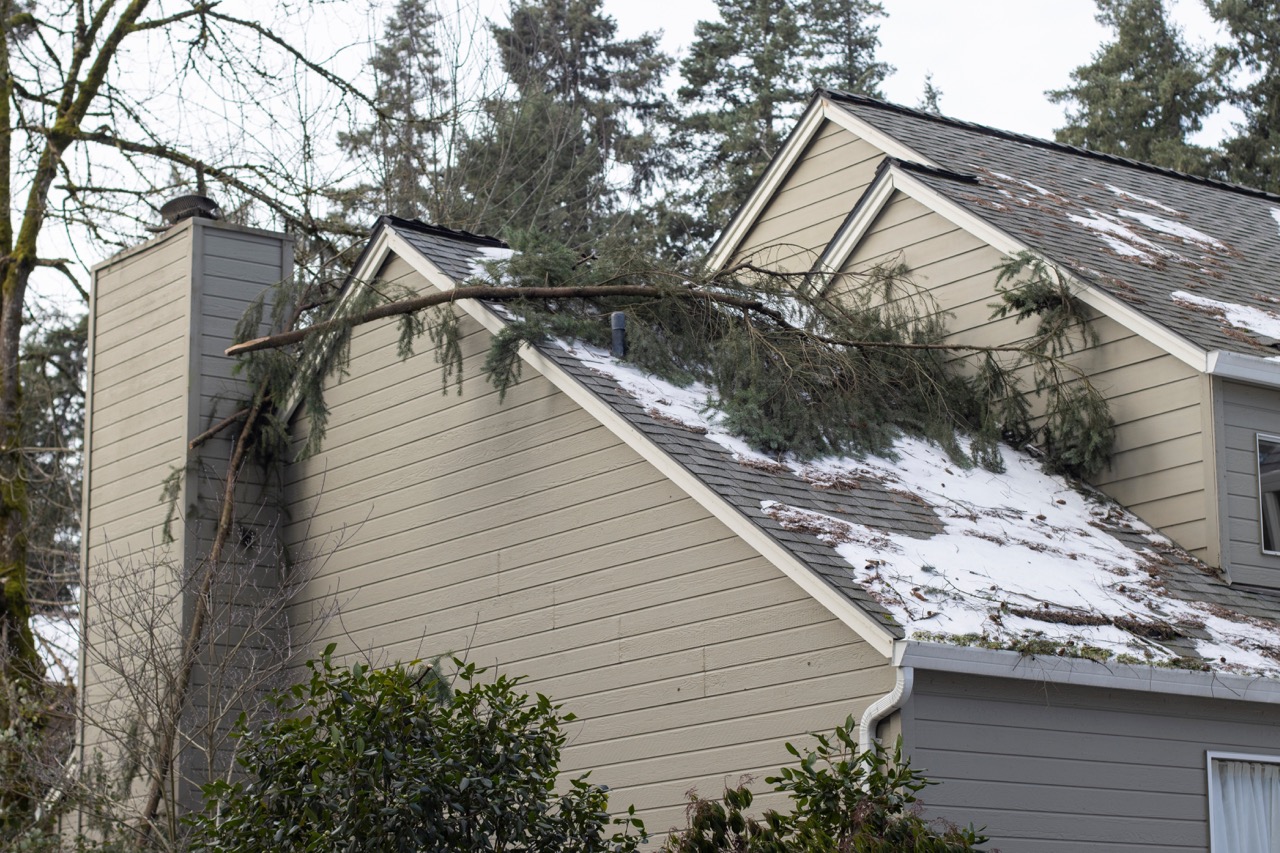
[225,283,1036,358]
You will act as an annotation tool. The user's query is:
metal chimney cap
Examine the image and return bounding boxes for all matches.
[160,194,221,226]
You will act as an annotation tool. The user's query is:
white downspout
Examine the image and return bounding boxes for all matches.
[858,651,914,754]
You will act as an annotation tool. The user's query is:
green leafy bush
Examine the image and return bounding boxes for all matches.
[662,717,986,852]
[190,649,644,852]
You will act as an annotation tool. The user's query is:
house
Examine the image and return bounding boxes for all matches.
[79,92,1280,850]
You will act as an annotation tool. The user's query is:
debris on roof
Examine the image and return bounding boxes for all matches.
[559,337,1280,678]
[1172,291,1280,343]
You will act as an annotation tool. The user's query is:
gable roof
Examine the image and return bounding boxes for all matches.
[722,91,1280,364]
[375,220,1280,682]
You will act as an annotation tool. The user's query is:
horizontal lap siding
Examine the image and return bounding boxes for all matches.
[906,669,1280,851]
[284,256,893,834]
[82,229,192,793]
[733,122,885,272]
[837,192,1210,556]
[1219,379,1280,586]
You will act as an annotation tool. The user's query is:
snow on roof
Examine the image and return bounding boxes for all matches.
[1172,290,1280,342]
[467,245,518,278]
[559,338,1280,678]
[1271,208,1280,238]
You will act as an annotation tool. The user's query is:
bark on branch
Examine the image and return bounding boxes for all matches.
[225,283,1036,359]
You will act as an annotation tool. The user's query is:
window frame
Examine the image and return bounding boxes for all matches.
[1207,750,1280,853]
[1256,433,1280,556]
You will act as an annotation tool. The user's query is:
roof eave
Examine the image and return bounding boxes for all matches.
[897,640,1280,705]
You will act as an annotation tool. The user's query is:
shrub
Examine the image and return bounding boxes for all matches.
[663,717,986,852]
[190,649,644,852]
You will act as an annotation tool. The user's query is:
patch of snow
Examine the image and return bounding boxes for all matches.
[32,614,77,684]
[1271,209,1280,238]
[557,342,1280,678]
[468,245,516,279]
[1069,209,1168,262]
[991,171,1051,197]
[1117,209,1227,251]
[1172,291,1280,340]
[1106,184,1181,215]
[765,437,1280,676]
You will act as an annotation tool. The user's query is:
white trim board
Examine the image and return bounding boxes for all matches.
[381,229,899,658]
[814,161,1210,372]
[706,94,937,273]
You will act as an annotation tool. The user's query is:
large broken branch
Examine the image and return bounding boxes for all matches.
[224,283,1034,358]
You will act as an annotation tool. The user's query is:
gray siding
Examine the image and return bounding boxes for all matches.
[284,255,894,833]
[1218,378,1280,587]
[834,192,1213,559]
[732,121,885,272]
[904,668,1280,852]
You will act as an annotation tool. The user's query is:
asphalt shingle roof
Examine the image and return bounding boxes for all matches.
[389,220,1280,667]
[828,91,1280,358]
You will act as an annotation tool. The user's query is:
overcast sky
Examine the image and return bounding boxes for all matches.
[605,0,1235,143]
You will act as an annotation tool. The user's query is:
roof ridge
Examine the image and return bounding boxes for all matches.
[823,89,1280,205]
[377,215,509,249]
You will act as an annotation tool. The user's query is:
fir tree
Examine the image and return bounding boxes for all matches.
[673,0,891,248]
[1048,0,1217,174]
[1207,0,1280,193]
[338,0,448,222]
[452,0,669,246]
[801,0,892,96]
[919,72,944,115]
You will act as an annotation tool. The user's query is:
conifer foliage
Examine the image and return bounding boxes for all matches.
[453,0,670,246]
[1048,0,1218,174]
[672,0,890,246]
[1207,0,1280,194]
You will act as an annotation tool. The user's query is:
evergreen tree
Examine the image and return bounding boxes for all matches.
[1207,0,1280,193]
[802,0,892,96]
[673,0,890,248]
[919,72,944,115]
[452,0,669,246]
[338,0,448,222]
[1048,0,1217,174]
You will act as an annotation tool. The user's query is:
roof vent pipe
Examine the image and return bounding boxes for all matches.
[159,194,221,227]
[611,312,626,358]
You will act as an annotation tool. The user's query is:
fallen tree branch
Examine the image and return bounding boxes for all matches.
[188,406,250,450]
[224,283,1036,358]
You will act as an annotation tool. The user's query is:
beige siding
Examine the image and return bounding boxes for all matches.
[80,220,293,820]
[732,121,885,272]
[833,192,1211,558]
[80,227,193,805]
[284,256,893,833]
[906,669,1280,852]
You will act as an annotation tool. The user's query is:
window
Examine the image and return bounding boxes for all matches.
[1209,752,1280,852]
[1258,434,1280,555]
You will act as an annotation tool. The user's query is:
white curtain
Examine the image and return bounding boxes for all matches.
[1213,760,1280,853]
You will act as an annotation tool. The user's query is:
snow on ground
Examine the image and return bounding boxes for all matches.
[561,339,1280,678]
[1173,290,1280,341]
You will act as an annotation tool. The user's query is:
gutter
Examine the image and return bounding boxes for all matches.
[898,640,1280,705]
[858,661,913,754]
[1206,350,1280,389]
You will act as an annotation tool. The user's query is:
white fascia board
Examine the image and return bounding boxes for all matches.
[898,640,1280,705]
[819,98,939,167]
[809,168,896,294]
[1207,350,1280,389]
[384,231,898,658]
[883,168,1208,372]
[281,225,397,420]
[707,98,829,272]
